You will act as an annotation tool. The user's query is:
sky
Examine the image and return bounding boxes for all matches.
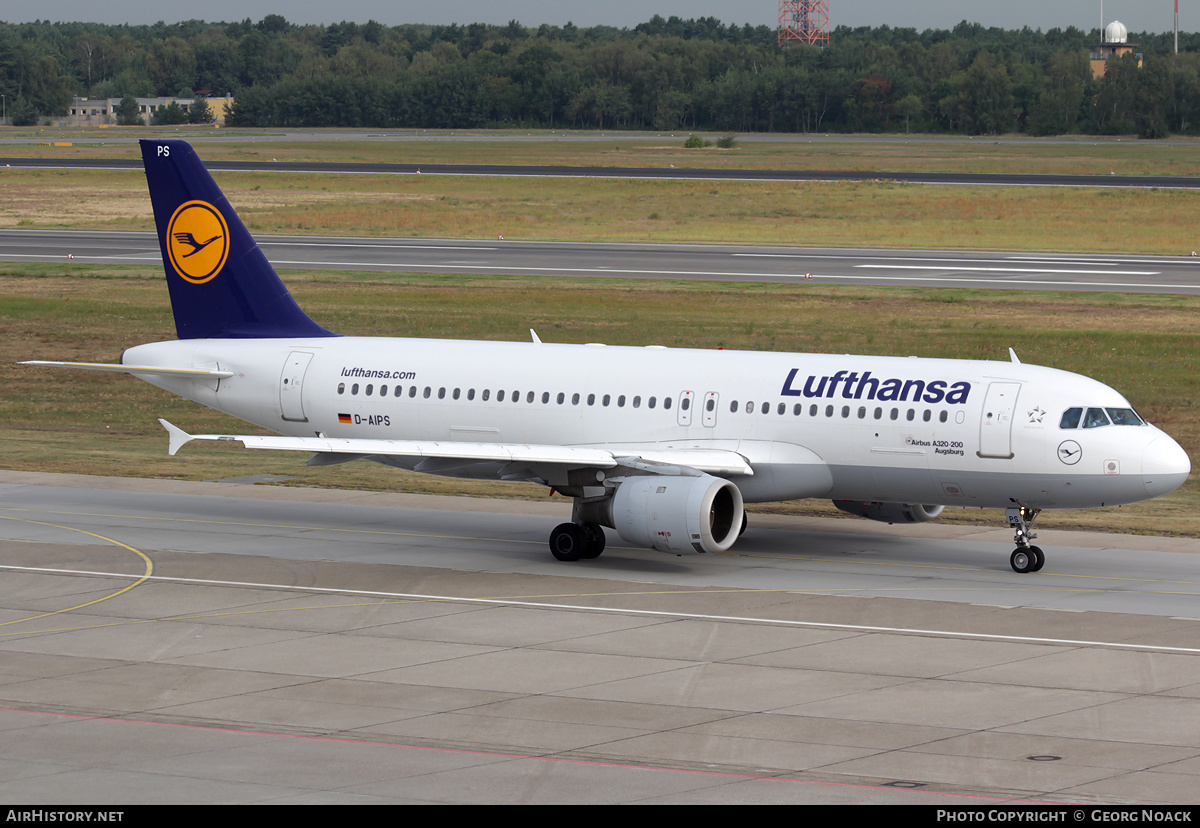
[3,1,1194,35]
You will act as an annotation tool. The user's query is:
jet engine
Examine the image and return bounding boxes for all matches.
[581,474,744,554]
[833,500,945,524]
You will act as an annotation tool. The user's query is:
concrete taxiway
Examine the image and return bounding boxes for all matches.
[6,153,1200,191]
[1,470,1198,804]
[5,229,1200,295]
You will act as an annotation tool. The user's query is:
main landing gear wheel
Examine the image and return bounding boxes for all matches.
[549,522,584,561]
[550,522,606,561]
[579,523,606,559]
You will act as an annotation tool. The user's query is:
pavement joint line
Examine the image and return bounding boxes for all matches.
[4,562,1200,656]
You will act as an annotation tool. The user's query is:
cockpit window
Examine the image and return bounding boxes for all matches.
[1082,408,1110,428]
[1060,408,1082,429]
[1106,407,1145,426]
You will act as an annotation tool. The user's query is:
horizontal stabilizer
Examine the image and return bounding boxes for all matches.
[23,361,234,378]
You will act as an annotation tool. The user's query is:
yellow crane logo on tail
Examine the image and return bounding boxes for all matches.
[166,200,229,284]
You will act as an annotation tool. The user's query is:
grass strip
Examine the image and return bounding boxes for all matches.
[4,169,1200,255]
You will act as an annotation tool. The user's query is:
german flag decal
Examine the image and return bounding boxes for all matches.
[338,413,352,423]
[166,200,229,284]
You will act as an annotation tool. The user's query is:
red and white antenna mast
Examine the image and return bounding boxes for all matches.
[778,0,830,47]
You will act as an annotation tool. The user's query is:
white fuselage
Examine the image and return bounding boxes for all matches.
[123,336,1190,511]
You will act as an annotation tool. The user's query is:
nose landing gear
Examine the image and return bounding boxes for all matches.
[1006,504,1044,573]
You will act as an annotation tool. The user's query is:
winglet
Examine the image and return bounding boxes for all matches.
[158,418,193,456]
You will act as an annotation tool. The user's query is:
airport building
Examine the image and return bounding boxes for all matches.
[1090,20,1143,77]
[60,95,234,127]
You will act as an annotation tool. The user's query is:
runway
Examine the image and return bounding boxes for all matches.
[5,154,1200,190]
[6,229,1200,295]
[2,471,1198,803]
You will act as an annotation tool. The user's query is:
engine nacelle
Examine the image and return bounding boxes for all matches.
[598,475,744,554]
[833,500,945,524]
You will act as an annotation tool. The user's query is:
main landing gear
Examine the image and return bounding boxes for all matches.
[1006,504,1044,573]
[549,522,606,561]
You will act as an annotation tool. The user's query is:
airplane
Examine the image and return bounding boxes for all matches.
[24,140,1192,573]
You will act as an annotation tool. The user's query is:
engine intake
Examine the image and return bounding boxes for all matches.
[581,474,744,554]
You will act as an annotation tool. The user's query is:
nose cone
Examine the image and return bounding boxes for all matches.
[1143,435,1191,499]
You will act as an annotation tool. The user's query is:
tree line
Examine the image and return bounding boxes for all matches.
[3,14,1200,137]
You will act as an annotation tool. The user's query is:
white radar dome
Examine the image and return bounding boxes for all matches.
[1104,20,1129,44]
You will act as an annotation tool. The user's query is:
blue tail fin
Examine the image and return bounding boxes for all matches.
[140,139,337,340]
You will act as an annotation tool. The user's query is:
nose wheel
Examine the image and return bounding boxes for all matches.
[1006,505,1044,573]
[1010,545,1045,574]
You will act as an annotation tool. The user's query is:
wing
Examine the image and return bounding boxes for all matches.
[158,420,754,477]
